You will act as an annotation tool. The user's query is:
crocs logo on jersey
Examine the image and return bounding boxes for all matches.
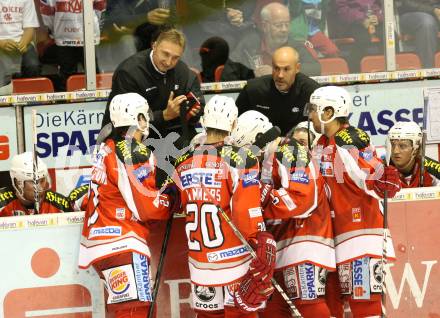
[194,285,216,302]
[372,260,383,284]
[109,269,130,295]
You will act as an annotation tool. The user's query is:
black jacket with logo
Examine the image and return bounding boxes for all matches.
[235,73,320,135]
[102,49,205,140]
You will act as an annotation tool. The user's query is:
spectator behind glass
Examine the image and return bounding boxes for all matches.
[180,0,256,68]
[39,0,106,91]
[199,36,254,82]
[231,2,321,77]
[0,152,71,217]
[97,0,176,73]
[0,0,39,95]
[396,0,440,68]
[334,0,384,72]
[289,0,339,57]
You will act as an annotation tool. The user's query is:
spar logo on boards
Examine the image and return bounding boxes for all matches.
[33,107,104,159]
[0,135,9,160]
[109,268,130,295]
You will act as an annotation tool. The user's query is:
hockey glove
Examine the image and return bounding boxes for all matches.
[373,165,401,198]
[260,183,274,208]
[162,184,181,214]
[234,272,274,313]
[249,231,277,282]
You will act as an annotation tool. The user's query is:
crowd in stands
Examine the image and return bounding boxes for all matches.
[1,0,440,94]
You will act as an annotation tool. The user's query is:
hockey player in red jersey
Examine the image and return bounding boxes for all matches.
[0,152,71,216]
[68,183,89,211]
[78,93,173,318]
[173,96,276,318]
[306,86,400,318]
[388,121,440,187]
[232,110,335,318]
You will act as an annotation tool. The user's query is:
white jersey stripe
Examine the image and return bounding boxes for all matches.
[189,258,252,286]
[275,240,336,270]
[335,234,395,264]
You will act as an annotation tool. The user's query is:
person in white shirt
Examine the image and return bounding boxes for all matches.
[39,0,105,91]
[0,0,39,95]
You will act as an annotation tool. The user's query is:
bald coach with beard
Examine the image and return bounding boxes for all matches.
[235,46,320,135]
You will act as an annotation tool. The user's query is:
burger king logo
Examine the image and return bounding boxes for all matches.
[108,269,130,294]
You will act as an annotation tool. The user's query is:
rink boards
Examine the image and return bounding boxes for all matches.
[0,186,439,318]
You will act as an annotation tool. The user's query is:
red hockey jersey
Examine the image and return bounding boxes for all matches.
[68,184,89,211]
[0,187,71,216]
[79,138,171,269]
[393,157,440,188]
[173,143,264,286]
[314,126,395,264]
[263,138,335,270]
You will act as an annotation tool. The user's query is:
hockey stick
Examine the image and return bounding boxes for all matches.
[31,109,40,214]
[380,143,392,318]
[199,183,303,318]
[147,215,174,318]
[93,122,113,155]
[420,98,428,187]
[255,126,281,184]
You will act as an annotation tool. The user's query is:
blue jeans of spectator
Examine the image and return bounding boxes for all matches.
[400,12,439,68]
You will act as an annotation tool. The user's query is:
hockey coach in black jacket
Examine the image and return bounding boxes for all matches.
[102,28,205,144]
[235,46,320,135]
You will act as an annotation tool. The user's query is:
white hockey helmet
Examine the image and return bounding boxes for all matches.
[388,121,422,149]
[294,121,318,138]
[10,151,49,198]
[110,93,150,136]
[201,95,238,132]
[308,86,351,124]
[231,110,273,147]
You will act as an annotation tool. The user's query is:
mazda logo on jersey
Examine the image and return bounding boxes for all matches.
[194,285,216,302]
[207,245,249,262]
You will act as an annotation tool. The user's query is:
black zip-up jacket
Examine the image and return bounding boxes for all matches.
[102,49,205,140]
[235,73,320,135]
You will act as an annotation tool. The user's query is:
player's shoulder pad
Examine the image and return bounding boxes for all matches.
[45,190,71,212]
[68,184,89,202]
[114,139,152,165]
[0,187,17,209]
[335,126,370,149]
[220,145,258,169]
[276,138,310,168]
[423,157,440,179]
[174,149,195,168]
